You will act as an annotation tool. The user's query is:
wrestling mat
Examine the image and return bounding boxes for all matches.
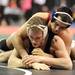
[0,65,32,75]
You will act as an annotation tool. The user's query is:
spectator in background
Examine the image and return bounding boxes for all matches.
[60,0,67,7]
[72,5,75,22]
[4,0,24,25]
[24,0,49,20]
[0,0,9,26]
[20,0,32,21]
[66,0,75,8]
[45,0,55,11]
[20,0,32,13]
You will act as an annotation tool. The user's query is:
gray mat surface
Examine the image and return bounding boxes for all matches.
[0,66,25,75]
[0,62,75,75]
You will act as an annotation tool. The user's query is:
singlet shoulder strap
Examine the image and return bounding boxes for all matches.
[29,39,34,54]
[44,28,55,53]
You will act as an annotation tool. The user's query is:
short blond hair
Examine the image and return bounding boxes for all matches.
[27,24,48,38]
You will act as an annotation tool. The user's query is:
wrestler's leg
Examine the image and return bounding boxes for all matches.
[71,47,75,60]
[0,39,13,62]
[8,49,24,68]
[0,50,12,62]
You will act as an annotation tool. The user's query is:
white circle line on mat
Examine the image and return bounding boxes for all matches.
[0,65,32,75]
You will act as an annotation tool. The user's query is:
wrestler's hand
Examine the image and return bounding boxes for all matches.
[22,55,43,66]
[32,48,45,56]
[32,63,50,70]
[22,55,50,70]
[32,48,53,57]
[22,55,31,68]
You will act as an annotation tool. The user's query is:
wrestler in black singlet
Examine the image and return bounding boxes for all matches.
[0,39,11,51]
[28,28,55,54]
[0,13,51,52]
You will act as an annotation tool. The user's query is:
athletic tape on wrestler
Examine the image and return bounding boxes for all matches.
[31,48,50,70]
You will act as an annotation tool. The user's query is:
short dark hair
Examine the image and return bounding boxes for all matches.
[51,6,73,27]
[57,7,73,25]
[57,6,72,17]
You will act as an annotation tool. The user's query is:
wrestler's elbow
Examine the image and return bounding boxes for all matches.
[11,32,20,41]
[68,62,73,70]
[6,32,16,45]
[64,60,73,70]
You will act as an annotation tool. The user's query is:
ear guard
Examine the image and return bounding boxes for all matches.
[51,11,73,27]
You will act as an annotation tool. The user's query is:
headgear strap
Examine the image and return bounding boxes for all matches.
[53,12,73,26]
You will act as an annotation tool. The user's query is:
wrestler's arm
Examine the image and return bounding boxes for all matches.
[23,35,72,70]
[59,28,73,55]
[8,49,24,68]
[6,12,50,58]
[6,14,40,58]
[31,12,50,21]
[39,36,73,70]
[0,51,12,62]
[24,36,73,70]
[6,31,26,59]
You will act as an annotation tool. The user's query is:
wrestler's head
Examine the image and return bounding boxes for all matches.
[50,7,73,34]
[27,25,48,48]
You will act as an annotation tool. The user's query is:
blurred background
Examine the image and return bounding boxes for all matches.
[0,0,75,39]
